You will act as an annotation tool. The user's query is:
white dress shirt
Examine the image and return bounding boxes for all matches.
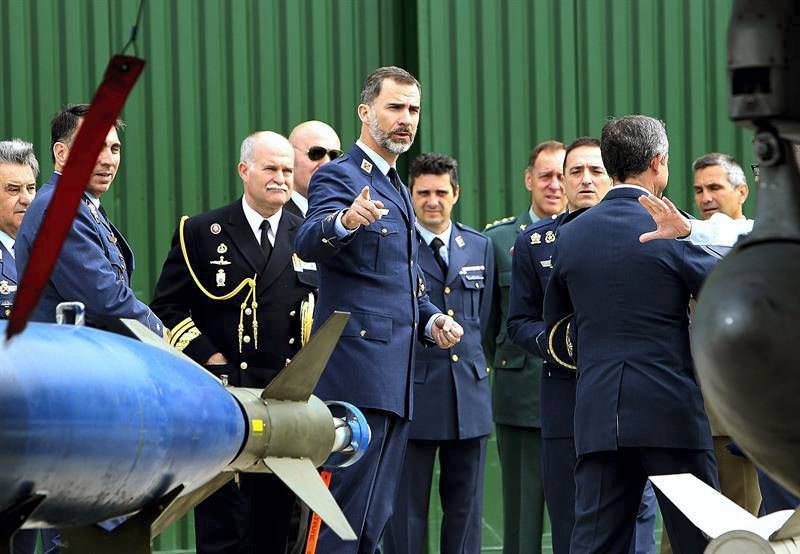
[681,212,754,247]
[241,196,281,247]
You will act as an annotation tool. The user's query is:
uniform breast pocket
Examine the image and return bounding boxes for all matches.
[358,219,402,275]
[341,310,393,343]
[459,266,486,319]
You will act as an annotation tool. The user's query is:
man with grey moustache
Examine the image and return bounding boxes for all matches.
[152,131,317,554]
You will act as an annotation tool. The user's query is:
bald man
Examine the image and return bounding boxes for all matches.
[287,120,342,217]
[151,131,318,554]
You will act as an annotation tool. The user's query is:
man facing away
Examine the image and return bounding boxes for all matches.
[543,115,720,554]
[508,137,657,554]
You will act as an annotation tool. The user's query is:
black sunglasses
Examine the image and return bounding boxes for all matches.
[307,146,343,162]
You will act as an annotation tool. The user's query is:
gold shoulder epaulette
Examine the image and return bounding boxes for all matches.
[485,216,514,230]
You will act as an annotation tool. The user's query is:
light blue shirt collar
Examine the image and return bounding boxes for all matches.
[356,139,392,176]
[415,221,453,265]
[0,231,14,258]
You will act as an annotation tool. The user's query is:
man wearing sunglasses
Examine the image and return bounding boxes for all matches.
[287,120,342,218]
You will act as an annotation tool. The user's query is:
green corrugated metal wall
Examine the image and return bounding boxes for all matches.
[417,0,755,228]
[0,1,748,552]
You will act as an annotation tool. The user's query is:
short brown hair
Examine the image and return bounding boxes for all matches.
[360,66,421,106]
[409,153,459,191]
[527,140,565,170]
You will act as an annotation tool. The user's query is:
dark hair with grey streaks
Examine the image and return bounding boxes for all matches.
[409,152,459,191]
[0,138,39,179]
[360,66,421,106]
[600,115,668,182]
[692,152,747,188]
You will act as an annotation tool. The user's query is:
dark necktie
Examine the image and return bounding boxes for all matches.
[259,220,273,261]
[430,237,448,275]
[387,167,402,192]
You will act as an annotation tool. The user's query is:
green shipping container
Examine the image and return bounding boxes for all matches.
[0,1,749,552]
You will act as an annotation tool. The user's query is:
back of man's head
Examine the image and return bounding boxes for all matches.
[50,104,125,161]
[360,66,421,106]
[601,115,668,182]
[0,139,39,179]
[409,152,459,191]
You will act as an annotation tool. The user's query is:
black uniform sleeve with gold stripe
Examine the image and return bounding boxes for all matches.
[151,223,218,365]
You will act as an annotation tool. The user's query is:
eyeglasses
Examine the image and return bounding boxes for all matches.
[307,146,343,162]
[751,163,759,178]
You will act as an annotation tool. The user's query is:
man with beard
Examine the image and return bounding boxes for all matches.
[151,131,317,553]
[286,120,342,217]
[295,66,463,554]
[544,116,719,554]
[507,137,657,554]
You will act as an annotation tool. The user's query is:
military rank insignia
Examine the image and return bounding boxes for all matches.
[545,230,556,243]
[216,269,226,287]
[455,235,465,248]
[531,232,541,245]
[361,159,373,174]
[0,280,17,295]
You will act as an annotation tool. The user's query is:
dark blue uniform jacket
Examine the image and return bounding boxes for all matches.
[543,186,716,456]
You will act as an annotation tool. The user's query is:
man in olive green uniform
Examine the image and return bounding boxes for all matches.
[484,141,566,553]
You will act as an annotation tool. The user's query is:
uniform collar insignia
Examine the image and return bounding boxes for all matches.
[361,159,373,174]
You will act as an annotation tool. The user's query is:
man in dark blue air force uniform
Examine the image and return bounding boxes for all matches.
[507,137,657,554]
[16,104,163,335]
[384,153,494,554]
[295,67,463,554]
[543,117,720,554]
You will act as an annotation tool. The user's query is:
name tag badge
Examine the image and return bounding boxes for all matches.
[459,265,486,280]
[293,253,317,273]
